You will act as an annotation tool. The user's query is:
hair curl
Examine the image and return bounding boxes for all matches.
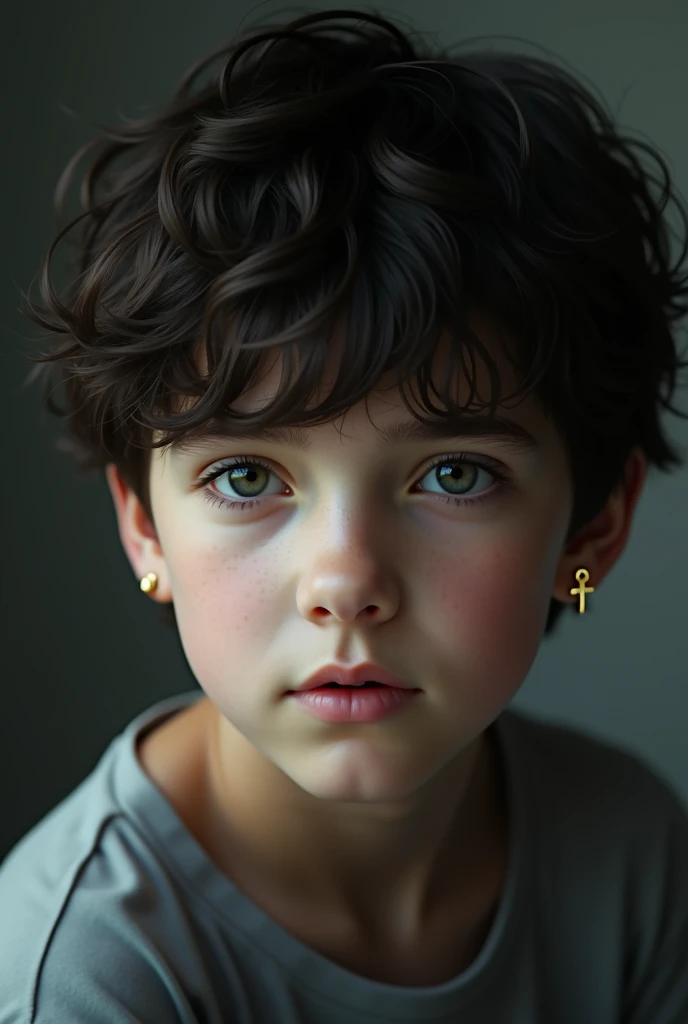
[21,6,688,635]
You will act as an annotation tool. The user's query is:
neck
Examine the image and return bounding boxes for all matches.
[200,706,504,941]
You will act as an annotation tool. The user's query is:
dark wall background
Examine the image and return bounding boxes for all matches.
[2,0,688,861]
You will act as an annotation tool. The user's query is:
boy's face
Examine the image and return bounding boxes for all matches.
[128,315,578,804]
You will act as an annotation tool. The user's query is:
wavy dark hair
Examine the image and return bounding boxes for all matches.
[21,6,688,636]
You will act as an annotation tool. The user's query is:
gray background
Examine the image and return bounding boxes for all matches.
[2,0,687,860]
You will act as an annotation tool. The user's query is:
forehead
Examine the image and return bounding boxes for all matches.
[195,310,525,408]
[157,310,550,455]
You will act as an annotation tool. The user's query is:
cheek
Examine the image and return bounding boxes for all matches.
[166,543,276,695]
[417,530,558,705]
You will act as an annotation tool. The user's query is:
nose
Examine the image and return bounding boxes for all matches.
[297,559,398,626]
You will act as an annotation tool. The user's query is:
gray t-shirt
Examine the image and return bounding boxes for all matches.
[1,689,687,1023]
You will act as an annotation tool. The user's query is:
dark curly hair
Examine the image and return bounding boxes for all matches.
[21,6,688,636]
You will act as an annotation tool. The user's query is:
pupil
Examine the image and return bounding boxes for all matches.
[230,466,263,496]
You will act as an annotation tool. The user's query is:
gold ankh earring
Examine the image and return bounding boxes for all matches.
[570,568,594,614]
[139,572,158,594]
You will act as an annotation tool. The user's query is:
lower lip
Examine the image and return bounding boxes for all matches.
[287,686,420,722]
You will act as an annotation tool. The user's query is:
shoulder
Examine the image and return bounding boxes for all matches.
[498,710,688,1020]
[501,706,688,915]
[503,708,688,1003]
[502,706,688,834]
[0,813,195,1023]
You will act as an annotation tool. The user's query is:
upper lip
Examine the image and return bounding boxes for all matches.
[288,662,418,693]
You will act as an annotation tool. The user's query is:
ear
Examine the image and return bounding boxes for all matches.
[104,464,170,603]
[553,446,648,606]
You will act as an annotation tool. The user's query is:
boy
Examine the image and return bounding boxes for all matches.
[2,7,688,1022]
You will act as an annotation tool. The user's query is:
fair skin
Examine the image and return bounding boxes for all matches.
[106,315,647,971]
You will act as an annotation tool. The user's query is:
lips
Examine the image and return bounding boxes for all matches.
[288,661,416,693]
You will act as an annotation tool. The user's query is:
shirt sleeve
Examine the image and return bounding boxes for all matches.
[17,905,210,1024]
[29,941,195,1024]
[621,770,688,1024]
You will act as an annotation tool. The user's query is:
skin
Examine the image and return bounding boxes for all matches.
[105,313,648,957]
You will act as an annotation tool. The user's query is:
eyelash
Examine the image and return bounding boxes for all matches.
[195,453,510,514]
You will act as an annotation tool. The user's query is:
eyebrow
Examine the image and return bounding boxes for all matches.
[169,413,539,457]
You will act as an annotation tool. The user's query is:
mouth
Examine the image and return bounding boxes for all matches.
[287,662,417,694]
[285,681,388,694]
[317,681,385,688]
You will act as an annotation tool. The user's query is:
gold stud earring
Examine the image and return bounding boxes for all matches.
[139,572,158,595]
[570,568,594,614]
